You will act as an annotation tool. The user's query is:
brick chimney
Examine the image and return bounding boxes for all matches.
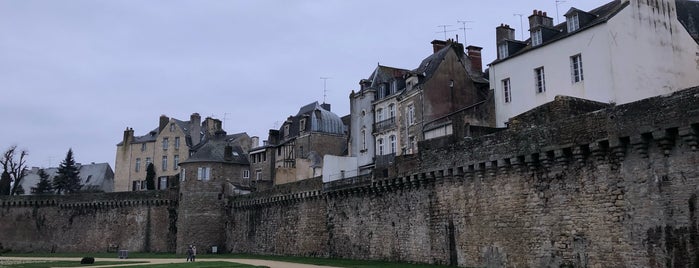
[528,10,554,31]
[431,40,447,53]
[203,117,222,138]
[466,45,483,73]
[159,115,169,132]
[122,127,134,145]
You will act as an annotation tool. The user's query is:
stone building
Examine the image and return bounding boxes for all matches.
[176,130,252,253]
[490,0,699,127]
[115,113,226,192]
[262,102,347,184]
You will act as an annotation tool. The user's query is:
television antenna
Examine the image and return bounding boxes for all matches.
[556,0,567,24]
[513,14,524,39]
[222,112,230,130]
[456,20,474,44]
[436,25,456,40]
[320,77,332,103]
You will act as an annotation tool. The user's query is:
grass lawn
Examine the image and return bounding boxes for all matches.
[110,261,266,268]
[0,260,141,267]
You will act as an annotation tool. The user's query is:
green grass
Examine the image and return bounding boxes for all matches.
[0,260,140,267]
[110,261,266,268]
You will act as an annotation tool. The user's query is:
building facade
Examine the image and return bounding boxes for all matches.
[490,0,699,127]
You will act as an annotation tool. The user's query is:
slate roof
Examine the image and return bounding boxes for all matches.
[116,117,198,146]
[366,65,409,89]
[677,0,699,43]
[490,0,628,65]
[283,101,345,137]
[182,133,249,165]
[20,163,114,194]
[411,42,489,86]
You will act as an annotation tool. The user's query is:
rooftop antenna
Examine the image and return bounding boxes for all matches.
[436,25,456,40]
[456,20,474,44]
[556,0,567,24]
[320,77,331,103]
[222,112,230,130]
[513,14,524,39]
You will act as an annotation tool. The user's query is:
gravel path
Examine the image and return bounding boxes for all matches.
[0,256,342,268]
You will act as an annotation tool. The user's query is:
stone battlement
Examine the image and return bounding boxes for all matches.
[0,190,176,208]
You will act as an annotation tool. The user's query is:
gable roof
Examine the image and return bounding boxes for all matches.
[490,0,628,65]
[182,134,250,165]
[677,0,699,43]
[116,117,198,146]
[411,42,488,85]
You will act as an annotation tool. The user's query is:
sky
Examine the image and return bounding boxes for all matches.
[0,0,612,169]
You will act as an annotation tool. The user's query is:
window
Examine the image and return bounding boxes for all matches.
[141,143,147,151]
[262,152,266,162]
[174,137,180,150]
[162,138,169,150]
[284,124,290,137]
[377,138,384,155]
[567,13,580,32]
[174,155,179,170]
[133,180,141,191]
[162,156,167,171]
[408,104,415,125]
[135,158,141,172]
[389,135,396,154]
[534,67,546,93]
[141,180,147,190]
[256,169,262,181]
[570,54,584,83]
[376,108,383,122]
[498,43,508,59]
[391,80,397,94]
[299,118,306,131]
[145,157,152,167]
[389,104,395,118]
[532,29,543,46]
[243,170,250,179]
[180,168,186,181]
[158,176,168,189]
[197,167,210,181]
[361,129,367,150]
[170,123,175,132]
[502,78,511,103]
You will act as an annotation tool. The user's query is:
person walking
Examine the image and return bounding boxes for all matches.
[192,245,197,262]
[186,245,193,262]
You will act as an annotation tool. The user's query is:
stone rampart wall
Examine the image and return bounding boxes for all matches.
[0,190,177,253]
[228,87,699,267]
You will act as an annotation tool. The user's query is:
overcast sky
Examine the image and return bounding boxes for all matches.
[0,0,612,169]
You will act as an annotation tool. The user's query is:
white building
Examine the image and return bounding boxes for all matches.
[489,0,699,127]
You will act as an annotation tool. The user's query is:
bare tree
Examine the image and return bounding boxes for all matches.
[0,145,29,196]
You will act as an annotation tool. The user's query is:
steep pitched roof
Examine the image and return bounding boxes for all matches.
[366,65,409,88]
[677,0,699,43]
[411,42,488,85]
[182,135,249,165]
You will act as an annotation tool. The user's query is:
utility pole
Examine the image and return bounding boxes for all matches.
[436,25,456,40]
[456,20,474,44]
[513,14,524,40]
[320,77,331,103]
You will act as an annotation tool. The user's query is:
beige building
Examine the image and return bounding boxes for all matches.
[115,113,224,192]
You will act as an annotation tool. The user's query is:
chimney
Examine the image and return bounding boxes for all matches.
[359,79,371,91]
[203,117,223,138]
[123,127,134,145]
[224,145,233,161]
[190,113,202,146]
[159,115,169,132]
[321,103,331,111]
[496,24,516,43]
[466,45,483,73]
[251,136,260,148]
[431,40,447,53]
[528,9,554,31]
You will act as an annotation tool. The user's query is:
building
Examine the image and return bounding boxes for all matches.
[115,113,216,192]
[21,162,114,194]
[489,0,699,127]
[263,102,347,184]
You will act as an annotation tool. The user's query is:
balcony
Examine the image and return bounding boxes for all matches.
[373,117,396,133]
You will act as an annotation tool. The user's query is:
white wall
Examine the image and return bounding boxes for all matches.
[350,90,376,169]
[322,155,358,183]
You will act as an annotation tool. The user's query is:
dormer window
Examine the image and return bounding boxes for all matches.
[498,43,508,59]
[284,124,290,137]
[532,30,543,46]
[299,118,306,132]
[567,13,580,32]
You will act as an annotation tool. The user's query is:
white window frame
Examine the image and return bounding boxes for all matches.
[180,168,186,181]
[498,43,508,59]
[243,170,250,179]
[173,155,179,170]
[376,108,383,122]
[570,54,584,83]
[197,167,210,181]
[135,158,141,172]
[174,137,180,150]
[388,104,395,119]
[535,67,546,93]
[408,104,415,125]
[162,156,168,171]
[162,137,169,150]
[377,138,384,155]
[502,78,511,103]
[532,30,543,46]
[567,13,580,32]
[389,135,396,154]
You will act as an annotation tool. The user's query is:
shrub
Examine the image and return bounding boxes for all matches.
[80,257,95,264]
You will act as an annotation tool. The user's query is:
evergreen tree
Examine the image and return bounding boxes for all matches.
[0,171,10,195]
[146,163,156,190]
[33,169,54,194]
[53,149,82,194]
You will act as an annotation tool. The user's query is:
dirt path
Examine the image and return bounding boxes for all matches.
[0,256,342,268]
